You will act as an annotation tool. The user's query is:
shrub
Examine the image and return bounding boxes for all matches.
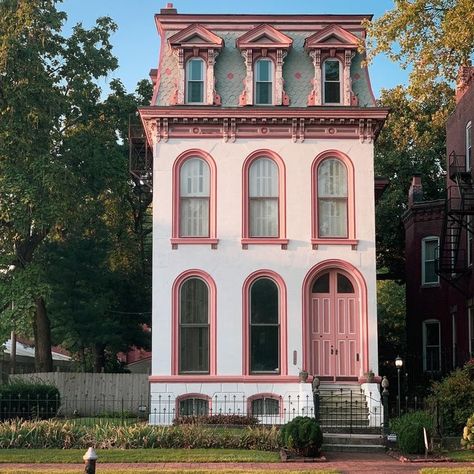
[461,413,474,450]
[390,411,433,454]
[427,360,474,436]
[280,416,323,457]
[173,414,259,426]
[0,381,60,421]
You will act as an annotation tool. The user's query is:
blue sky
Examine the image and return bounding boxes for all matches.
[60,0,408,98]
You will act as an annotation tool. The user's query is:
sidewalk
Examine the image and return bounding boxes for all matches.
[1,452,474,473]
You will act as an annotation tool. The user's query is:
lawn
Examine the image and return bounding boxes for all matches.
[444,450,474,462]
[0,448,280,463]
[420,470,474,474]
[0,470,338,474]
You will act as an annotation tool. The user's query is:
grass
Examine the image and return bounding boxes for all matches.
[444,450,474,462]
[0,470,338,474]
[0,448,280,463]
[420,470,474,474]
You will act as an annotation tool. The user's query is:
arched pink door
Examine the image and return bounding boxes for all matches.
[310,270,360,381]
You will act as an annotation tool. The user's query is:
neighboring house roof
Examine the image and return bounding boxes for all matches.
[2,339,71,362]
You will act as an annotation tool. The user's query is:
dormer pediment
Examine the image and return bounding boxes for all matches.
[304,24,358,51]
[169,24,223,49]
[236,24,293,50]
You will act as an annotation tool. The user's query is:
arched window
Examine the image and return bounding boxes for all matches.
[249,158,278,237]
[177,394,210,416]
[254,58,273,105]
[250,278,280,374]
[186,58,205,104]
[179,277,210,374]
[180,158,210,237]
[249,393,280,417]
[423,319,441,372]
[317,158,348,238]
[172,150,217,247]
[323,59,342,104]
[421,236,439,285]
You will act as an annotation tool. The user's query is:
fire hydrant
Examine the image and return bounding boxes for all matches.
[83,447,98,474]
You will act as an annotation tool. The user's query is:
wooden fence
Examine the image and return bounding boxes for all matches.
[11,372,149,416]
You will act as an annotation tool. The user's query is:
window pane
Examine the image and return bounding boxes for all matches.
[426,322,440,346]
[256,60,271,81]
[249,158,278,197]
[252,398,279,415]
[425,240,437,260]
[188,82,204,103]
[337,273,354,293]
[312,273,329,293]
[188,59,203,80]
[180,197,209,237]
[180,398,208,416]
[250,326,279,372]
[256,82,272,105]
[425,261,437,283]
[180,327,209,372]
[318,160,347,197]
[325,82,340,104]
[251,278,278,324]
[318,199,348,237]
[180,278,208,324]
[426,347,440,371]
[325,61,340,81]
[250,198,278,237]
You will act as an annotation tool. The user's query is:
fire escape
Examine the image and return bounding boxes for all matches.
[437,152,474,294]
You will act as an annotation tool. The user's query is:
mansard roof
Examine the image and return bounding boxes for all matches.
[236,24,293,50]
[168,23,223,49]
[304,24,359,51]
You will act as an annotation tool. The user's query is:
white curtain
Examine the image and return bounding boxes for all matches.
[318,159,347,237]
[249,158,278,237]
[180,158,210,237]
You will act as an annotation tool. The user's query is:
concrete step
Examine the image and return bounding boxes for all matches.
[322,443,386,453]
[322,433,385,453]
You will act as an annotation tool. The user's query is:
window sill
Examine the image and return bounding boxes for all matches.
[171,238,218,249]
[312,238,358,250]
[241,238,289,249]
[421,282,440,288]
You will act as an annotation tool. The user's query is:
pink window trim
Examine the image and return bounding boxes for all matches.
[247,392,284,417]
[242,269,288,376]
[301,259,369,375]
[175,393,211,416]
[172,149,217,247]
[150,375,300,383]
[171,269,217,376]
[242,149,287,248]
[311,150,356,243]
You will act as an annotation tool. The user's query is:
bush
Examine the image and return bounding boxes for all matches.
[0,381,60,421]
[390,411,433,454]
[427,360,474,436]
[461,413,474,450]
[173,414,259,426]
[280,416,323,457]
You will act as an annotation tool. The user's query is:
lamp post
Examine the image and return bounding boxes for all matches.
[395,355,403,417]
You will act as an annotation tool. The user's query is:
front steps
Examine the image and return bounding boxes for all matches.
[322,433,386,453]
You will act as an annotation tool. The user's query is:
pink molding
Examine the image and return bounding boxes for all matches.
[168,24,224,49]
[175,393,211,416]
[301,260,369,376]
[236,24,293,50]
[311,150,356,242]
[311,238,358,250]
[172,149,217,247]
[241,150,287,246]
[150,375,300,383]
[247,392,284,417]
[304,24,359,51]
[171,269,217,376]
[242,270,288,376]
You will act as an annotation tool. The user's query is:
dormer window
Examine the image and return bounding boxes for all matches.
[186,58,205,104]
[323,60,342,105]
[255,59,274,105]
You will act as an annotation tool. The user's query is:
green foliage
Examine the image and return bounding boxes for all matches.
[0,419,281,451]
[365,0,474,97]
[280,416,323,457]
[0,381,60,421]
[428,361,474,436]
[461,413,474,449]
[390,411,433,454]
[173,414,259,426]
[374,84,453,279]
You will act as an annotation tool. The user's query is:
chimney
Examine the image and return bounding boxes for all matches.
[408,174,423,207]
[455,62,474,103]
[160,3,178,14]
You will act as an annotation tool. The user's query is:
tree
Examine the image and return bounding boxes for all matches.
[0,0,119,370]
[365,0,474,97]
[374,83,454,278]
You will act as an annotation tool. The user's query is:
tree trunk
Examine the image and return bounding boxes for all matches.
[33,297,53,372]
[93,343,106,373]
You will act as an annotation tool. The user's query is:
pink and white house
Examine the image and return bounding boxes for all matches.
[139,4,388,424]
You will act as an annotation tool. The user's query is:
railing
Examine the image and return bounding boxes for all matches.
[448,151,468,180]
